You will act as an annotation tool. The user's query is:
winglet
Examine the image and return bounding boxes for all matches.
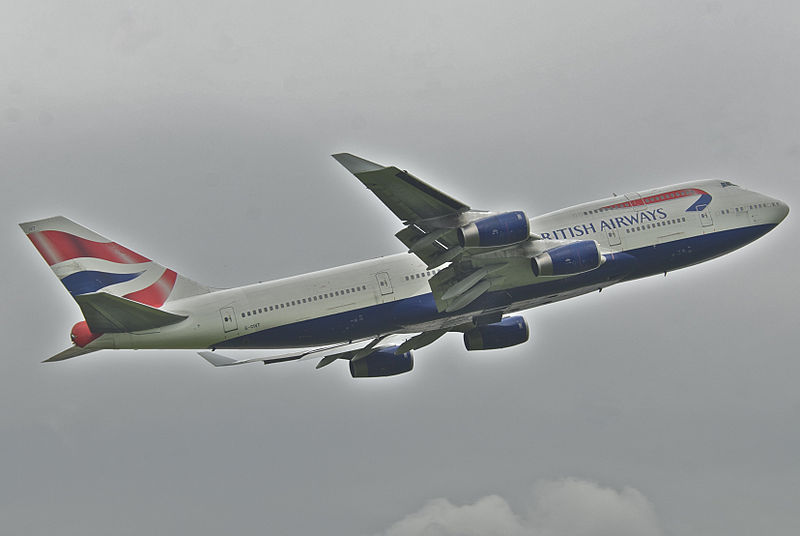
[331,153,385,174]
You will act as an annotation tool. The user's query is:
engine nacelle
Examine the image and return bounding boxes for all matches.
[457,211,530,248]
[70,321,101,347]
[531,240,604,277]
[464,316,530,351]
[349,347,414,378]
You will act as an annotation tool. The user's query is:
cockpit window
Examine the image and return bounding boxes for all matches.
[720,181,737,187]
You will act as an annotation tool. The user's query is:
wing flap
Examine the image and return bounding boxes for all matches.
[395,226,463,269]
[395,329,447,353]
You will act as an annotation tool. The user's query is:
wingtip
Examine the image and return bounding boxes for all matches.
[331,153,384,174]
[198,351,238,367]
[43,346,97,362]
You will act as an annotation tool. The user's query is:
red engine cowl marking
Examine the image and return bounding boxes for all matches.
[71,321,101,347]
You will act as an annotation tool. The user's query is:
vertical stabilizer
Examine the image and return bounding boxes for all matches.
[19,216,210,308]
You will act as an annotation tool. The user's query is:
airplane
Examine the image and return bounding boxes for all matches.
[19,153,789,377]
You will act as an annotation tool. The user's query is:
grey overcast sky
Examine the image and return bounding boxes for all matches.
[2,1,799,535]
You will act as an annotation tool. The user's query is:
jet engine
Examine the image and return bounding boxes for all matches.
[531,240,604,277]
[457,211,530,248]
[349,346,414,378]
[463,316,530,350]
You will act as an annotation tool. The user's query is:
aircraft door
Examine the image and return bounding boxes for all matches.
[375,271,394,302]
[220,307,238,333]
[605,228,622,249]
[696,205,714,229]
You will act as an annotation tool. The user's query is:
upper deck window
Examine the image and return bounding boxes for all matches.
[720,181,737,188]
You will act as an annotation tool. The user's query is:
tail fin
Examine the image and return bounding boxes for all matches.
[19,216,210,308]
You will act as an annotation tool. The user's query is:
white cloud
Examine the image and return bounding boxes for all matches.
[375,479,662,536]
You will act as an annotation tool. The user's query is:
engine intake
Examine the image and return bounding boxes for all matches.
[457,211,530,248]
[531,240,604,277]
[464,316,530,350]
[349,347,414,378]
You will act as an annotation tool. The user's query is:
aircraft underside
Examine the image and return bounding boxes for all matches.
[215,222,777,350]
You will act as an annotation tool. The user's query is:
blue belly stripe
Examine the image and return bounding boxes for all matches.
[215,224,777,350]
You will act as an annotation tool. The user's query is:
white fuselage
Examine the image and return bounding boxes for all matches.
[88,179,788,351]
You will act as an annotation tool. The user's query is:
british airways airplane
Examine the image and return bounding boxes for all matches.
[20,154,789,377]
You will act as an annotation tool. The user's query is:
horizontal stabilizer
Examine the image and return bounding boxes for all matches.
[44,345,98,363]
[76,292,187,333]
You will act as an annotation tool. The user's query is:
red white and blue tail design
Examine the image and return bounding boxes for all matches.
[20,216,210,307]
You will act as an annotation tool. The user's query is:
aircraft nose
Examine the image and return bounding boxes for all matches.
[776,199,789,223]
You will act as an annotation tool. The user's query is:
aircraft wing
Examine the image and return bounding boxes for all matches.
[331,153,470,223]
[198,329,449,371]
[333,153,544,313]
[198,335,394,369]
[332,153,477,269]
